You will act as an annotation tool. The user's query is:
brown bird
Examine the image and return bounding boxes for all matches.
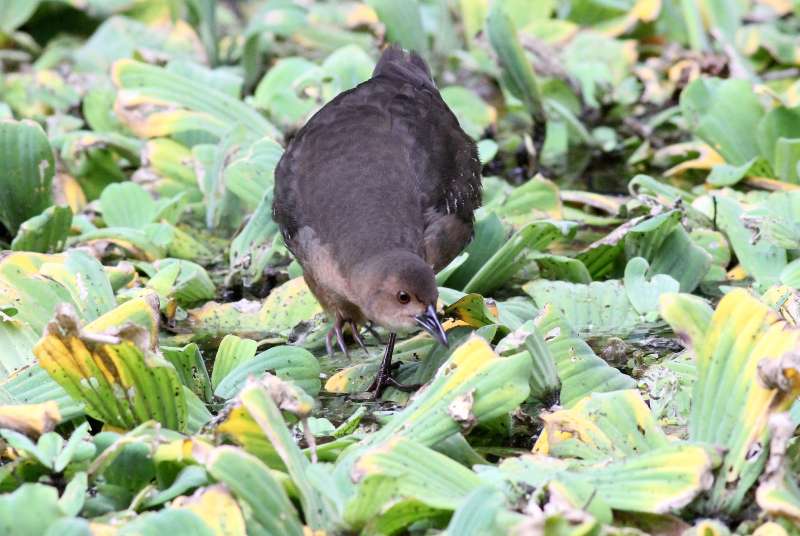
[273,46,481,397]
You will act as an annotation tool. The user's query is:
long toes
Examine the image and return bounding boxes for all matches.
[366,324,385,345]
[334,322,349,359]
[325,329,335,359]
[350,322,368,352]
[386,377,421,393]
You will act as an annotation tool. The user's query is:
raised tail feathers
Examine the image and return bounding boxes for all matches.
[372,45,434,88]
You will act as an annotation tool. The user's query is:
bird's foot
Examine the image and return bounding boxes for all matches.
[349,320,369,353]
[367,333,421,399]
[325,319,349,359]
[368,372,421,399]
[364,322,385,345]
[325,318,370,359]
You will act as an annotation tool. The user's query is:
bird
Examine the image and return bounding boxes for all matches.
[272,46,482,397]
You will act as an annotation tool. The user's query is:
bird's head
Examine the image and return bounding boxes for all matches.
[353,250,448,347]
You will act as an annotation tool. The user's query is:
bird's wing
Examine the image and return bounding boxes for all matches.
[374,50,483,269]
[273,46,482,270]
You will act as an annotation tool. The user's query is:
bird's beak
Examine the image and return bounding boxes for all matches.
[415,304,449,348]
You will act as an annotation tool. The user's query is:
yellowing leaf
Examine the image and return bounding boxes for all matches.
[34,300,187,431]
[661,288,800,514]
[188,277,325,343]
[661,142,725,176]
[366,334,531,447]
[0,401,60,437]
[534,390,669,459]
[172,485,247,536]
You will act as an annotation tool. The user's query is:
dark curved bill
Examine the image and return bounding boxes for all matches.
[415,304,449,348]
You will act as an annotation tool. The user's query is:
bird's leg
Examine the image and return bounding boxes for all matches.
[349,320,368,353]
[326,316,350,359]
[368,333,421,399]
[364,322,384,344]
[325,329,335,359]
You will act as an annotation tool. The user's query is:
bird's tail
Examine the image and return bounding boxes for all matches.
[373,45,434,88]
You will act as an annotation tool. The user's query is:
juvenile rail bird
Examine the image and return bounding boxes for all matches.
[273,46,481,397]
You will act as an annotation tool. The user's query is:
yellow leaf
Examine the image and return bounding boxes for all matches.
[752,522,790,536]
[744,176,800,191]
[598,0,661,37]
[53,173,86,213]
[660,142,725,176]
[33,301,187,431]
[172,485,247,536]
[726,265,748,281]
[0,401,60,437]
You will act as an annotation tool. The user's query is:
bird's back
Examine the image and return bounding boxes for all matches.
[273,46,481,273]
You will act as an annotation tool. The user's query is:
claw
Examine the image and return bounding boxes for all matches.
[325,329,335,359]
[349,320,368,353]
[365,322,384,345]
[333,319,349,358]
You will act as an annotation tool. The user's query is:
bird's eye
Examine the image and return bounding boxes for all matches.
[397,291,411,304]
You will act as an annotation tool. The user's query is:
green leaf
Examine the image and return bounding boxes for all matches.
[495,320,560,401]
[99,182,158,229]
[229,193,280,287]
[34,297,188,432]
[210,335,258,391]
[143,466,209,508]
[118,509,214,536]
[237,378,338,529]
[756,105,800,182]
[366,0,428,58]
[58,472,87,517]
[680,78,765,166]
[648,226,713,293]
[214,345,321,399]
[0,250,116,340]
[443,214,506,289]
[147,259,216,309]
[489,176,563,225]
[624,257,680,317]
[524,279,641,335]
[10,206,73,254]
[743,191,800,250]
[112,59,279,141]
[370,334,530,447]
[253,58,323,127]
[160,343,213,403]
[0,484,64,535]
[711,195,786,289]
[661,289,800,514]
[781,258,800,289]
[706,158,757,187]
[206,446,304,536]
[320,45,375,101]
[446,486,516,536]
[576,211,682,280]
[441,86,495,141]
[532,305,635,407]
[536,390,671,461]
[487,0,544,119]
[54,422,92,473]
[0,364,84,420]
[463,220,575,295]
[0,0,42,33]
[223,138,283,210]
[0,120,55,234]
[498,443,715,514]
[345,437,482,529]
[534,254,592,284]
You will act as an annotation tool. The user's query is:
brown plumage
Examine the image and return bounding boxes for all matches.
[273,46,481,396]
